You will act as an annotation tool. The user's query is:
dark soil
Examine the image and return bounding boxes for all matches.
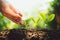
[0,29,60,40]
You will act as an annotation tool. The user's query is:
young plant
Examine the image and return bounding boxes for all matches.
[23,12,55,29]
[38,12,55,29]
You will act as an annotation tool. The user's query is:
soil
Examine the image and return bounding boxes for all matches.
[0,29,60,40]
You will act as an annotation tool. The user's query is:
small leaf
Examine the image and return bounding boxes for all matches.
[40,13,46,22]
[31,17,35,23]
[35,17,40,23]
[31,17,40,23]
[47,14,55,22]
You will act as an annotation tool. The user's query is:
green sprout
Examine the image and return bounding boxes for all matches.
[23,12,55,29]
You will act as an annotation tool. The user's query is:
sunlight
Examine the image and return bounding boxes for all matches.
[7,0,53,20]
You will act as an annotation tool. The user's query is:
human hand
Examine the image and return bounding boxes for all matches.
[0,1,24,25]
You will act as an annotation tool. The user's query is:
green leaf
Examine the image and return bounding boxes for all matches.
[35,17,40,23]
[40,13,46,22]
[31,17,40,23]
[47,14,55,22]
[31,17,35,23]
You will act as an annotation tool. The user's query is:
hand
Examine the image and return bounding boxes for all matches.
[0,1,24,25]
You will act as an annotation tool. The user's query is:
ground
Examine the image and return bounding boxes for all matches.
[0,29,60,40]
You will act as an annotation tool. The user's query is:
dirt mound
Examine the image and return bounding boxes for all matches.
[0,29,60,40]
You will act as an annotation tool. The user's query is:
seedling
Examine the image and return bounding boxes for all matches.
[23,12,55,29]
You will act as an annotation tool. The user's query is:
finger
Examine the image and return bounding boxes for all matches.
[15,15,23,24]
[3,12,16,22]
[3,12,20,24]
[1,6,18,17]
[9,5,23,17]
[9,5,17,14]
[3,11,23,24]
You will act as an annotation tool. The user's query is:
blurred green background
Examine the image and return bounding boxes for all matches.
[0,0,60,30]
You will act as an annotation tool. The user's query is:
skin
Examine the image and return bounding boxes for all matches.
[0,0,24,25]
